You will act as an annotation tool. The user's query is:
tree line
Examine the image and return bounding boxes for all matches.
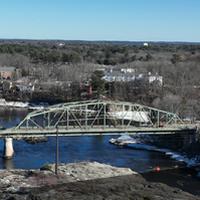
[0,40,200,119]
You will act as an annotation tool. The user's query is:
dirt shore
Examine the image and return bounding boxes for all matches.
[142,167,200,196]
[0,162,199,200]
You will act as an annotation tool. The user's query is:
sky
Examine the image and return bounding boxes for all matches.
[0,0,200,42]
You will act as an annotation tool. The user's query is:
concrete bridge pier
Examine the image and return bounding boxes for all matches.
[3,137,14,159]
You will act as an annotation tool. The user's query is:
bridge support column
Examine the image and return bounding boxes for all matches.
[3,138,14,159]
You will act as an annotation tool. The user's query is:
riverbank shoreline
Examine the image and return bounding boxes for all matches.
[142,166,200,196]
[0,162,199,200]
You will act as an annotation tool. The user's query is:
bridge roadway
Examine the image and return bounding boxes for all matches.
[0,125,196,138]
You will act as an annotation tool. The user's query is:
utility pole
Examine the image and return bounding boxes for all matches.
[55,126,59,175]
[108,82,112,97]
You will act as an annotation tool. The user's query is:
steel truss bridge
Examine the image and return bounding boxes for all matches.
[0,100,196,137]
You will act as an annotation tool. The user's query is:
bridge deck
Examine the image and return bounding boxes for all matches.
[0,125,196,138]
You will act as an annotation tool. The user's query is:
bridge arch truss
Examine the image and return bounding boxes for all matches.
[15,100,183,133]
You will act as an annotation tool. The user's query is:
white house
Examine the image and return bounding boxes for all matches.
[148,72,163,86]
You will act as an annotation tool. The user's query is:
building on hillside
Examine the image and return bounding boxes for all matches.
[102,68,163,86]
[15,83,35,92]
[102,68,136,82]
[0,66,21,80]
[148,72,163,86]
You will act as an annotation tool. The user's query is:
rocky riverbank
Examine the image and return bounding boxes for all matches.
[0,162,199,200]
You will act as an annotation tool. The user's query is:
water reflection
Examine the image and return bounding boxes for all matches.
[3,159,15,170]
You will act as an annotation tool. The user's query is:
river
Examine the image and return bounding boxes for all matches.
[0,109,199,174]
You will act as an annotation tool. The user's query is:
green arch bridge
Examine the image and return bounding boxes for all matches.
[0,99,196,137]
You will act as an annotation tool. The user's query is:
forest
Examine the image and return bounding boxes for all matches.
[0,40,200,120]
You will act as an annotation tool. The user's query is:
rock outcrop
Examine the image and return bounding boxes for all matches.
[0,162,198,200]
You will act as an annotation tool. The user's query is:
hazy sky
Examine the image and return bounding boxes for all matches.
[0,0,199,42]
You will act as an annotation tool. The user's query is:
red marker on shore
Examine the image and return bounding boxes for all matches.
[155,166,161,172]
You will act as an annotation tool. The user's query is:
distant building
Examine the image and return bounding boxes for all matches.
[102,68,138,82]
[58,42,65,47]
[102,68,163,86]
[15,83,35,92]
[148,73,163,86]
[0,67,16,79]
[120,68,135,73]
[143,42,149,47]
[0,66,21,80]
[103,71,136,82]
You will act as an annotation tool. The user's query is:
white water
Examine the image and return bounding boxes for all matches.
[113,135,200,167]
[128,142,199,167]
